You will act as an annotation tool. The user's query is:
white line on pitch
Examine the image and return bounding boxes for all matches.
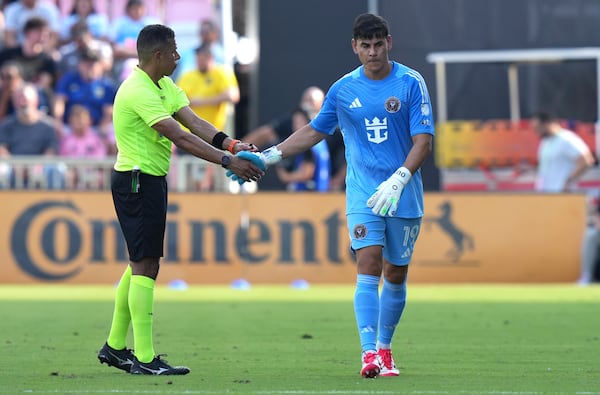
[16,390,600,395]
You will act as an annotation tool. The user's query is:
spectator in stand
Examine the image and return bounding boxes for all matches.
[177,43,238,130]
[109,0,159,81]
[3,0,60,48]
[243,86,346,191]
[59,104,108,188]
[176,42,239,191]
[59,103,107,157]
[0,60,21,118]
[579,193,600,286]
[59,0,109,46]
[0,82,62,188]
[275,108,331,192]
[243,86,324,192]
[58,20,113,78]
[532,110,595,192]
[0,60,49,118]
[244,86,324,150]
[532,111,597,286]
[0,16,58,105]
[0,8,5,48]
[327,127,347,191]
[173,18,225,81]
[53,49,116,139]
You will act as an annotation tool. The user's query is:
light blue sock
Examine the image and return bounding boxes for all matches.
[378,278,407,346]
[354,274,380,352]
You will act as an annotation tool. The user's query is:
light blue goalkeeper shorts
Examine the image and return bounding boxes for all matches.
[347,213,422,266]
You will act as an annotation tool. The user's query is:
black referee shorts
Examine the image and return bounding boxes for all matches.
[111,169,167,262]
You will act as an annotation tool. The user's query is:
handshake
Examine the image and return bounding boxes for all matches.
[226,146,283,184]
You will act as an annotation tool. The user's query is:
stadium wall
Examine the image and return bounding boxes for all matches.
[0,192,585,285]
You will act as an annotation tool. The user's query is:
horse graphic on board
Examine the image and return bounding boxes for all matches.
[423,201,474,262]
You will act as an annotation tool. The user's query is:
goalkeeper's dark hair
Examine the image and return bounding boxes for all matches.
[352,13,390,40]
[137,24,175,63]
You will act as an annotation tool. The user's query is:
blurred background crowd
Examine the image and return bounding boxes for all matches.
[0,0,351,194]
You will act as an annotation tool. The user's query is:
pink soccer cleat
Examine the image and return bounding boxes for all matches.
[377,348,399,376]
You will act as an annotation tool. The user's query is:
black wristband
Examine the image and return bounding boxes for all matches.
[211,131,228,149]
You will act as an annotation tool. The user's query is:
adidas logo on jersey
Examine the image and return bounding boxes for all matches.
[349,98,362,108]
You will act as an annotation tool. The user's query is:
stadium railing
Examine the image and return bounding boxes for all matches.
[0,156,227,192]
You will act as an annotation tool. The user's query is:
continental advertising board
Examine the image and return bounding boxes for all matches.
[0,192,585,284]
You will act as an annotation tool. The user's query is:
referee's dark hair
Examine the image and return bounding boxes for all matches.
[352,13,390,40]
[137,24,175,63]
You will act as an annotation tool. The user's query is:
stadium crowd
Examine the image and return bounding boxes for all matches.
[0,0,144,189]
[0,0,347,192]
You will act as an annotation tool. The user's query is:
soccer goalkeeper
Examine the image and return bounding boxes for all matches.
[233,13,435,378]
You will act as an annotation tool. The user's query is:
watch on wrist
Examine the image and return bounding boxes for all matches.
[221,155,231,169]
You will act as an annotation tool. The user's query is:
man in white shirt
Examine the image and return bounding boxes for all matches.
[532,111,595,192]
[3,0,61,48]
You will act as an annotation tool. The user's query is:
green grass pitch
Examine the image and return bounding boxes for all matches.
[0,284,599,394]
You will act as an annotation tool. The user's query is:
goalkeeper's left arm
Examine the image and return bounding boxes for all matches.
[367,133,433,216]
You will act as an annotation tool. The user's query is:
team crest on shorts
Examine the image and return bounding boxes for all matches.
[353,224,367,239]
[385,96,401,113]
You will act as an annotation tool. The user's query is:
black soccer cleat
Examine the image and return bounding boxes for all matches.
[130,355,190,375]
[97,342,135,373]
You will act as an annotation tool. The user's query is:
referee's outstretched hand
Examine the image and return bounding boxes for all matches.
[230,141,259,154]
[226,153,265,184]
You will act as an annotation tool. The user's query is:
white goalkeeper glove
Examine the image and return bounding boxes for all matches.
[255,146,283,168]
[366,166,412,217]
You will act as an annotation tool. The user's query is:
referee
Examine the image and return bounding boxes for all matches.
[97,24,262,375]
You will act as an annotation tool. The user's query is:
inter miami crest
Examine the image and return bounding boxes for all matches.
[353,224,367,239]
[385,96,401,113]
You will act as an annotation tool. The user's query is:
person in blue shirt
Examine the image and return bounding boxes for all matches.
[275,108,331,192]
[53,49,117,139]
[233,13,435,378]
[109,0,160,81]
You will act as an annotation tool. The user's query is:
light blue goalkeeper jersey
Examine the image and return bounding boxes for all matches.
[310,61,435,218]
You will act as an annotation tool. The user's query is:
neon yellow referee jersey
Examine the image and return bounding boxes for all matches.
[113,66,190,176]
